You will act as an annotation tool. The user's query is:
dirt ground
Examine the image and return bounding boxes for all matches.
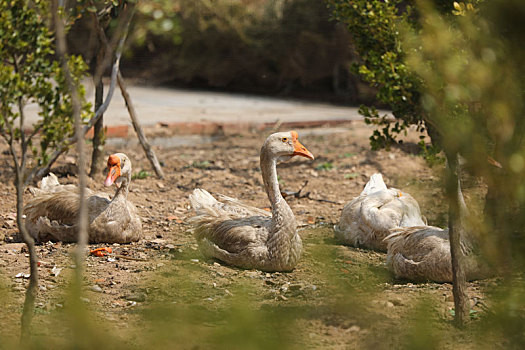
[0,121,497,349]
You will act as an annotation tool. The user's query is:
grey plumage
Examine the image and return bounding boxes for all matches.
[189,131,314,272]
[24,153,142,243]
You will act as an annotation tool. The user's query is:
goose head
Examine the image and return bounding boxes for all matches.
[262,131,314,162]
[104,153,132,187]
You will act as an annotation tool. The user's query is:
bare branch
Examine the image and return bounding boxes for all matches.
[118,71,165,178]
[90,5,165,178]
[30,5,134,183]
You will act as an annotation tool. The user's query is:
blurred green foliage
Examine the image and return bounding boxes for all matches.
[0,0,92,166]
[329,0,480,153]
[124,0,359,99]
[405,0,525,344]
[328,0,425,150]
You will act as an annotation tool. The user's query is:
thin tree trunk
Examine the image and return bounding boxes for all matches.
[9,60,39,342]
[446,152,470,326]
[52,0,89,293]
[117,72,165,179]
[89,48,105,177]
[17,173,39,340]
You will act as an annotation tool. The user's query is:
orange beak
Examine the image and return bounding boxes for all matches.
[291,131,314,160]
[104,155,121,187]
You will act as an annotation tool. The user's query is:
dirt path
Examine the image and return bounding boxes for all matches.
[0,122,496,348]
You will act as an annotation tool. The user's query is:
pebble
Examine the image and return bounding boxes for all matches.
[245,271,258,278]
[91,285,103,293]
[348,325,361,332]
[190,259,199,263]
[124,293,146,302]
[51,266,62,277]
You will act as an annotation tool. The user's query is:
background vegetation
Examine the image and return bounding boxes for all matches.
[1,0,525,348]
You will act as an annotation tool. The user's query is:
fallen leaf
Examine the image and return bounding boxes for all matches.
[90,247,113,257]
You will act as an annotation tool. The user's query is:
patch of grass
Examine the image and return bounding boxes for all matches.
[315,162,335,171]
[132,170,151,180]
[343,152,357,158]
[344,172,359,179]
[192,161,211,169]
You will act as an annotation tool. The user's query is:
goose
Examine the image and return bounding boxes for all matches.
[189,131,314,272]
[334,173,426,251]
[29,172,94,196]
[383,181,487,282]
[24,153,142,243]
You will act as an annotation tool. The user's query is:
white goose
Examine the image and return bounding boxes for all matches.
[335,173,426,251]
[189,131,314,272]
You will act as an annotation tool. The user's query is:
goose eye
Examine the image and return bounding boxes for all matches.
[282,137,288,142]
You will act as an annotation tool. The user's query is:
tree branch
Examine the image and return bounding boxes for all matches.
[30,4,134,184]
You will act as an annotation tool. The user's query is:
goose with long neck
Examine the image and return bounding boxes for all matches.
[335,173,426,251]
[24,153,142,243]
[383,178,489,282]
[189,131,314,272]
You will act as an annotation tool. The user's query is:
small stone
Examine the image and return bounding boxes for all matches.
[279,295,288,301]
[246,271,258,278]
[124,293,146,302]
[91,285,103,293]
[348,325,361,332]
[157,182,165,189]
[80,297,90,304]
[190,259,199,263]
[51,266,62,277]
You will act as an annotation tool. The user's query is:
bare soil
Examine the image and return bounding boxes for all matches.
[0,121,497,349]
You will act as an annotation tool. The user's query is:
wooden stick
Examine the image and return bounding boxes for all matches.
[117,72,165,179]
